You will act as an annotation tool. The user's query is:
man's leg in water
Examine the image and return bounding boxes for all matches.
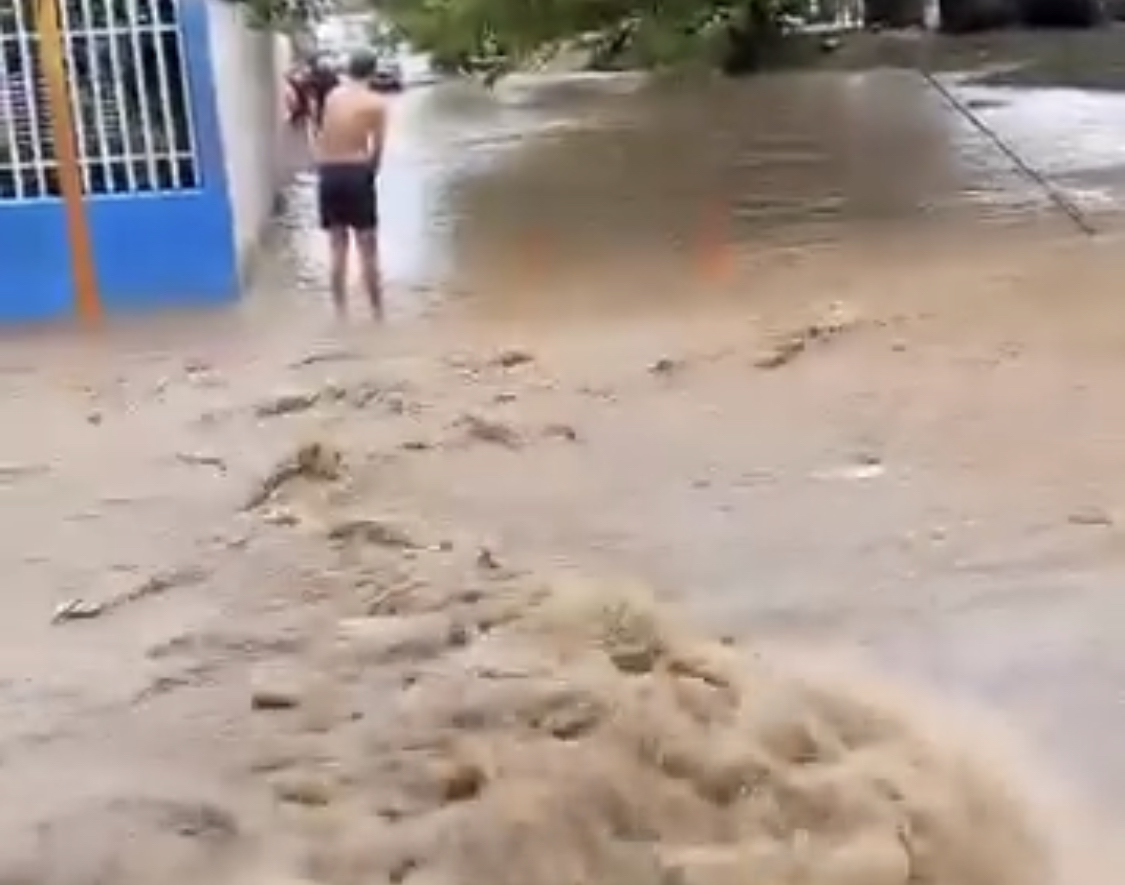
[354,228,382,318]
[327,227,350,316]
[318,167,352,317]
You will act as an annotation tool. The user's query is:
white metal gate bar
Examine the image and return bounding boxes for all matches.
[148,0,183,188]
[0,16,23,198]
[20,1,53,195]
[0,0,199,200]
[102,0,139,190]
[124,0,159,188]
[0,0,53,200]
[56,0,90,191]
[153,0,200,190]
[74,0,114,192]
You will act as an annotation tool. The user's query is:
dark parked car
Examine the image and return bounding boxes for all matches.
[370,57,404,92]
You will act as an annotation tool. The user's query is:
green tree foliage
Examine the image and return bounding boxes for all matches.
[378,0,791,72]
[221,0,329,30]
[221,0,793,72]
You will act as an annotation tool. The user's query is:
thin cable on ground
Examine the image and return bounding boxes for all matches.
[919,68,1097,236]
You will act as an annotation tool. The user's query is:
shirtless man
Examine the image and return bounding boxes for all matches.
[313,50,387,318]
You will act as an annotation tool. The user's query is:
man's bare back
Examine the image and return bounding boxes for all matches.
[315,81,387,166]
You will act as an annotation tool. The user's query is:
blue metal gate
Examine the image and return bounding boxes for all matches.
[0,0,237,324]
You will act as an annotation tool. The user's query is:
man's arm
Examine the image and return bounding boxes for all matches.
[367,101,387,174]
[309,70,339,135]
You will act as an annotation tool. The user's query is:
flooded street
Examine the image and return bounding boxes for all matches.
[7,51,1125,882]
[278,64,1125,320]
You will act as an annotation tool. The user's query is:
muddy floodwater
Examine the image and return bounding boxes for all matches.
[6,43,1125,883]
[275,62,1125,320]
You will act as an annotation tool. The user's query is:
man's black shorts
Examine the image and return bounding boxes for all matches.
[316,162,377,231]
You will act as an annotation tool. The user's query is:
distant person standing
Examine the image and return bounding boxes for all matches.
[306,55,340,133]
[283,63,310,130]
[313,50,387,319]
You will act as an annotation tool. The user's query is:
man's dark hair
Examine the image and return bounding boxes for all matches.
[346,50,378,81]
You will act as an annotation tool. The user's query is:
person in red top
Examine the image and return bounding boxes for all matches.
[283,63,309,130]
[305,55,341,133]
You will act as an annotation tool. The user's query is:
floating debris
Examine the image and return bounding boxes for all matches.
[261,506,301,527]
[1068,507,1114,527]
[542,423,580,442]
[755,334,809,370]
[492,349,535,369]
[175,451,228,473]
[0,462,50,484]
[755,301,860,370]
[456,413,523,449]
[244,442,344,511]
[251,673,304,711]
[52,598,105,623]
[477,547,503,572]
[816,458,886,482]
[52,566,207,624]
[289,347,360,369]
[255,391,321,418]
[272,774,335,807]
[328,518,419,549]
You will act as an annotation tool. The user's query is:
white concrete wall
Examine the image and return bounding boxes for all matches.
[204,0,294,281]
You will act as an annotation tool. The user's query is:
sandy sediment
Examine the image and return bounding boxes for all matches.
[8,314,1122,885]
[225,469,1104,885]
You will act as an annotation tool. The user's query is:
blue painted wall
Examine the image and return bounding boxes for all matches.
[0,0,239,324]
[0,203,75,323]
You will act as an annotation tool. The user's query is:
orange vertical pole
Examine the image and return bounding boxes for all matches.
[35,0,101,325]
[695,205,735,285]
